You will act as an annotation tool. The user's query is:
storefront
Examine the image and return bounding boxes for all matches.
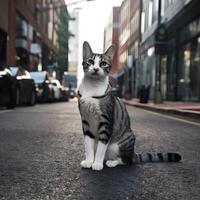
[167,16,200,102]
[139,46,156,100]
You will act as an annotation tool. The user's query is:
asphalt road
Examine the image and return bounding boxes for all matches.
[0,101,200,200]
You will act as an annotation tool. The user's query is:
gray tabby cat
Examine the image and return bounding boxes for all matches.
[78,41,181,171]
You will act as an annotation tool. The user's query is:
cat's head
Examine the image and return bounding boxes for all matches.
[82,41,115,79]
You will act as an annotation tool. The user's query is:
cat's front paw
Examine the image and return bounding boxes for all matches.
[92,162,103,171]
[80,160,93,168]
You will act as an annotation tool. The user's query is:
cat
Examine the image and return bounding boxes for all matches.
[78,41,181,171]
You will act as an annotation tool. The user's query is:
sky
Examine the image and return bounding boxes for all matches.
[66,0,122,51]
[65,0,122,84]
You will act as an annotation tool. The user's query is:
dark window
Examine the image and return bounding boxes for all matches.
[177,38,200,101]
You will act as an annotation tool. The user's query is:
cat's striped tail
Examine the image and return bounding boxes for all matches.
[134,153,181,163]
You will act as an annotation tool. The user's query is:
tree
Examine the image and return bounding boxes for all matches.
[57,7,74,81]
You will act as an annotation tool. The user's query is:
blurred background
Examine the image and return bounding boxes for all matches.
[0,0,200,108]
[1,1,200,199]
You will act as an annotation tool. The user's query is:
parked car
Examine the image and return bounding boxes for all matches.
[50,79,62,101]
[61,86,70,101]
[69,86,76,99]
[0,66,36,108]
[0,67,17,108]
[29,71,54,102]
[50,79,69,101]
[62,72,77,98]
[9,67,36,106]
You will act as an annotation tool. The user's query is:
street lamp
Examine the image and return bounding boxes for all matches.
[154,0,162,104]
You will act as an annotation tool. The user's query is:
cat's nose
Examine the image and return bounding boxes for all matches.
[93,68,99,72]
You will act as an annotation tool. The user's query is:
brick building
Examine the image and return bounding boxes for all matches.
[0,1,9,66]
[103,7,120,75]
[115,0,140,97]
[0,0,65,71]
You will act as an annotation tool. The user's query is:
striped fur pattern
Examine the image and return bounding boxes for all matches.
[78,41,181,171]
[134,153,181,163]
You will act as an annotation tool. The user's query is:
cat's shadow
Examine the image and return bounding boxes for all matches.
[79,164,140,199]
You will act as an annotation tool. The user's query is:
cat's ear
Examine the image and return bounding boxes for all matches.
[83,41,93,60]
[104,45,115,60]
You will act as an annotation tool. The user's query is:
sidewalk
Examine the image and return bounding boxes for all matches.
[123,98,200,120]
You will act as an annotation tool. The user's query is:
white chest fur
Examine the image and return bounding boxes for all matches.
[80,97,101,120]
[79,76,108,135]
[79,76,109,98]
[79,97,101,136]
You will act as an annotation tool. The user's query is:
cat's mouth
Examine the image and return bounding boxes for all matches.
[91,72,99,76]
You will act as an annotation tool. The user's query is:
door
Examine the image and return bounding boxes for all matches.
[160,55,167,100]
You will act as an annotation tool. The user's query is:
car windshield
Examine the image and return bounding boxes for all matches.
[30,72,46,84]
[10,67,18,77]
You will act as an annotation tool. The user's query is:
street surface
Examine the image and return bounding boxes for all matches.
[0,101,200,200]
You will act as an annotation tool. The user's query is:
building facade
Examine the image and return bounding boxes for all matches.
[118,0,140,98]
[140,0,200,102]
[68,9,79,75]
[0,0,65,71]
[163,0,200,102]
[103,7,120,75]
[0,1,9,66]
[140,0,161,100]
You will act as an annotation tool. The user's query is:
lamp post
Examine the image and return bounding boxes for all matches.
[154,0,162,104]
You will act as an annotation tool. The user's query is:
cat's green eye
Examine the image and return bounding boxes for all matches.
[87,59,94,65]
[100,61,107,67]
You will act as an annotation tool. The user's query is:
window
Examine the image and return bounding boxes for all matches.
[152,0,158,23]
[167,50,176,100]
[148,1,153,27]
[130,10,139,35]
[178,38,200,101]
[141,12,145,33]
[119,51,128,64]
[180,16,200,43]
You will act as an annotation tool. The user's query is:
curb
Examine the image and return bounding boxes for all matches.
[123,100,200,120]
